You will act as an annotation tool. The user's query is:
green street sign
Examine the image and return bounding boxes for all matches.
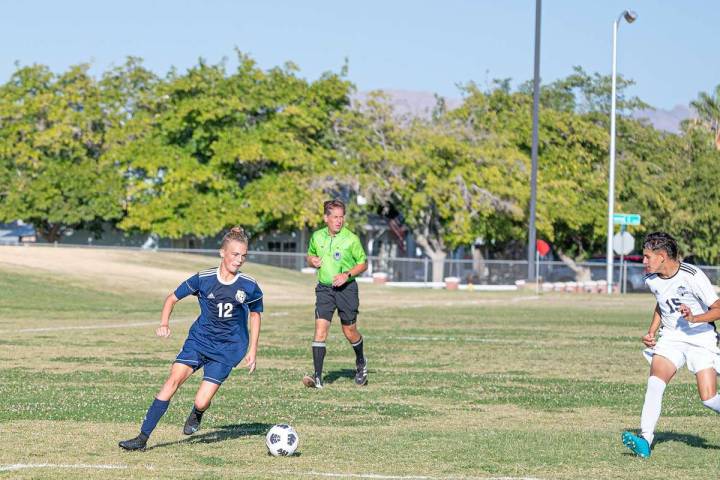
[613,213,641,226]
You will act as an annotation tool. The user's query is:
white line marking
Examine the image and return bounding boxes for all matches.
[388,336,512,343]
[386,335,549,345]
[3,311,288,334]
[0,463,127,472]
[13,320,191,333]
[0,464,539,480]
[284,472,540,480]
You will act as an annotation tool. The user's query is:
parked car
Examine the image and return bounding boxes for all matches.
[0,222,37,244]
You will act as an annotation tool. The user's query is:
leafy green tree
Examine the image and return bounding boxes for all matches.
[454,84,612,278]
[335,92,526,282]
[0,64,124,242]
[519,66,648,115]
[112,52,353,239]
[689,84,720,150]
[657,123,720,263]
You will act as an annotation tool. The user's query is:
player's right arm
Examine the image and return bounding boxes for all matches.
[157,293,179,338]
[642,304,662,348]
[158,273,200,338]
[307,233,322,268]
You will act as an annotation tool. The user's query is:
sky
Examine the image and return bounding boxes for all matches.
[1,0,717,110]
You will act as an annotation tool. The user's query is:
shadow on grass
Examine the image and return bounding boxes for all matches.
[654,431,720,450]
[148,422,273,450]
[324,368,355,384]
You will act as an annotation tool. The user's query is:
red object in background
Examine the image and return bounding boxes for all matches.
[536,239,551,257]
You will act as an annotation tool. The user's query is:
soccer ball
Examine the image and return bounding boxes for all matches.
[265,424,299,456]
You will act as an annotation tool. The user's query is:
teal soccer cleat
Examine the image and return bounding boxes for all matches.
[622,431,651,458]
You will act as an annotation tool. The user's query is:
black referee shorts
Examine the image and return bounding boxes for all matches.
[315,281,359,325]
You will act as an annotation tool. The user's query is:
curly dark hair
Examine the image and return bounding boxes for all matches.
[642,231,678,260]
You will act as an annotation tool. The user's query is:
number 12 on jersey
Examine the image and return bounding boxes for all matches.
[218,302,234,318]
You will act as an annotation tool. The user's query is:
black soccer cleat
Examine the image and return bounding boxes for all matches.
[355,357,368,386]
[118,433,148,451]
[302,374,324,389]
[183,407,203,435]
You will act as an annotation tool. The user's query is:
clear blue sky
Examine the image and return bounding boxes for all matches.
[2,0,717,109]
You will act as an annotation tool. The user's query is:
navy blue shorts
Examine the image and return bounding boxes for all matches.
[175,341,234,385]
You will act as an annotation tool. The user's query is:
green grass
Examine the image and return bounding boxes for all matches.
[1,247,719,479]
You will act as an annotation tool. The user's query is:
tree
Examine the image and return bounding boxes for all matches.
[519,66,648,115]
[335,92,526,282]
[112,52,353,239]
[689,84,720,150]
[660,124,720,263]
[453,84,613,279]
[0,64,124,242]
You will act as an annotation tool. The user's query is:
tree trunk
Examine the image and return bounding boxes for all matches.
[471,243,486,283]
[414,233,448,283]
[37,222,64,243]
[430,253,447,283]
[556,250,592,282]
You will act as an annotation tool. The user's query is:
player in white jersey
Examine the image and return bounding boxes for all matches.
[622,232,720,458]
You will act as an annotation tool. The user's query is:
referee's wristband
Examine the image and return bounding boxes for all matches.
[346,272,352,279]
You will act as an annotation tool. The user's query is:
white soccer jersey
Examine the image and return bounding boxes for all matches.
[645,262,720,345]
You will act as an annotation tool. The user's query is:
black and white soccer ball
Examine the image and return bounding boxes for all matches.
[265,424,299,456]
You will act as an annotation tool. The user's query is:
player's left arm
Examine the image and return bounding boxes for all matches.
[349,237,369,276]
[244,285,263,373]
[244,311,261,373]
[681,299,720,323]
[680,270,720,323]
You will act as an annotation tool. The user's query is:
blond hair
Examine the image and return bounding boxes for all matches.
[221,226,249,249]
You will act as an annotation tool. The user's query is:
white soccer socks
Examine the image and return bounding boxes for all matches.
[640,376,667,446]
[702,393,720,413]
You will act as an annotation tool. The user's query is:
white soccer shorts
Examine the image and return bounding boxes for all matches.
[643,337,720,374]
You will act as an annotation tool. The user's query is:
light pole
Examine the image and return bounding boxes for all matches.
[606,9,637,294]
[527,0,541,281]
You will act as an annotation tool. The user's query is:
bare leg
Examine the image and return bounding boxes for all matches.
[696,367,719,412]
[314,318,331,342]
[194,380,221,411]
[341,323,362,343]
[157,362,194,401]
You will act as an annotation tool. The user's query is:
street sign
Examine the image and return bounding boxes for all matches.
[613,231,635,255]
[613,213,641,226]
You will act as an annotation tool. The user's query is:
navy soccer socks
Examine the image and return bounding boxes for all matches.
[140,398,170,437]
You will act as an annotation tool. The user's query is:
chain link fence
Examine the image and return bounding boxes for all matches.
[14,243,720,289]
[192,249,720,290]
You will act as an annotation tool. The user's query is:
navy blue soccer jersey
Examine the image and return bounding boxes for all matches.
[174,267,263,366]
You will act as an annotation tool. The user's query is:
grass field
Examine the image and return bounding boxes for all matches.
[1,246,720,479]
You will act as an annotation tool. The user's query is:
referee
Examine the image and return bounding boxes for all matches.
[303,199,368,389]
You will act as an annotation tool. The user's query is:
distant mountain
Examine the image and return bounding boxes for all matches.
[355,89,694,134]
[631,105,696,134]
[352,89,462,119]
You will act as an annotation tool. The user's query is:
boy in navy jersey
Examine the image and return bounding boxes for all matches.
[119,226,263,451]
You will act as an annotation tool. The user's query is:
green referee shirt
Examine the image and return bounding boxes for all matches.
[307,226,367,286]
